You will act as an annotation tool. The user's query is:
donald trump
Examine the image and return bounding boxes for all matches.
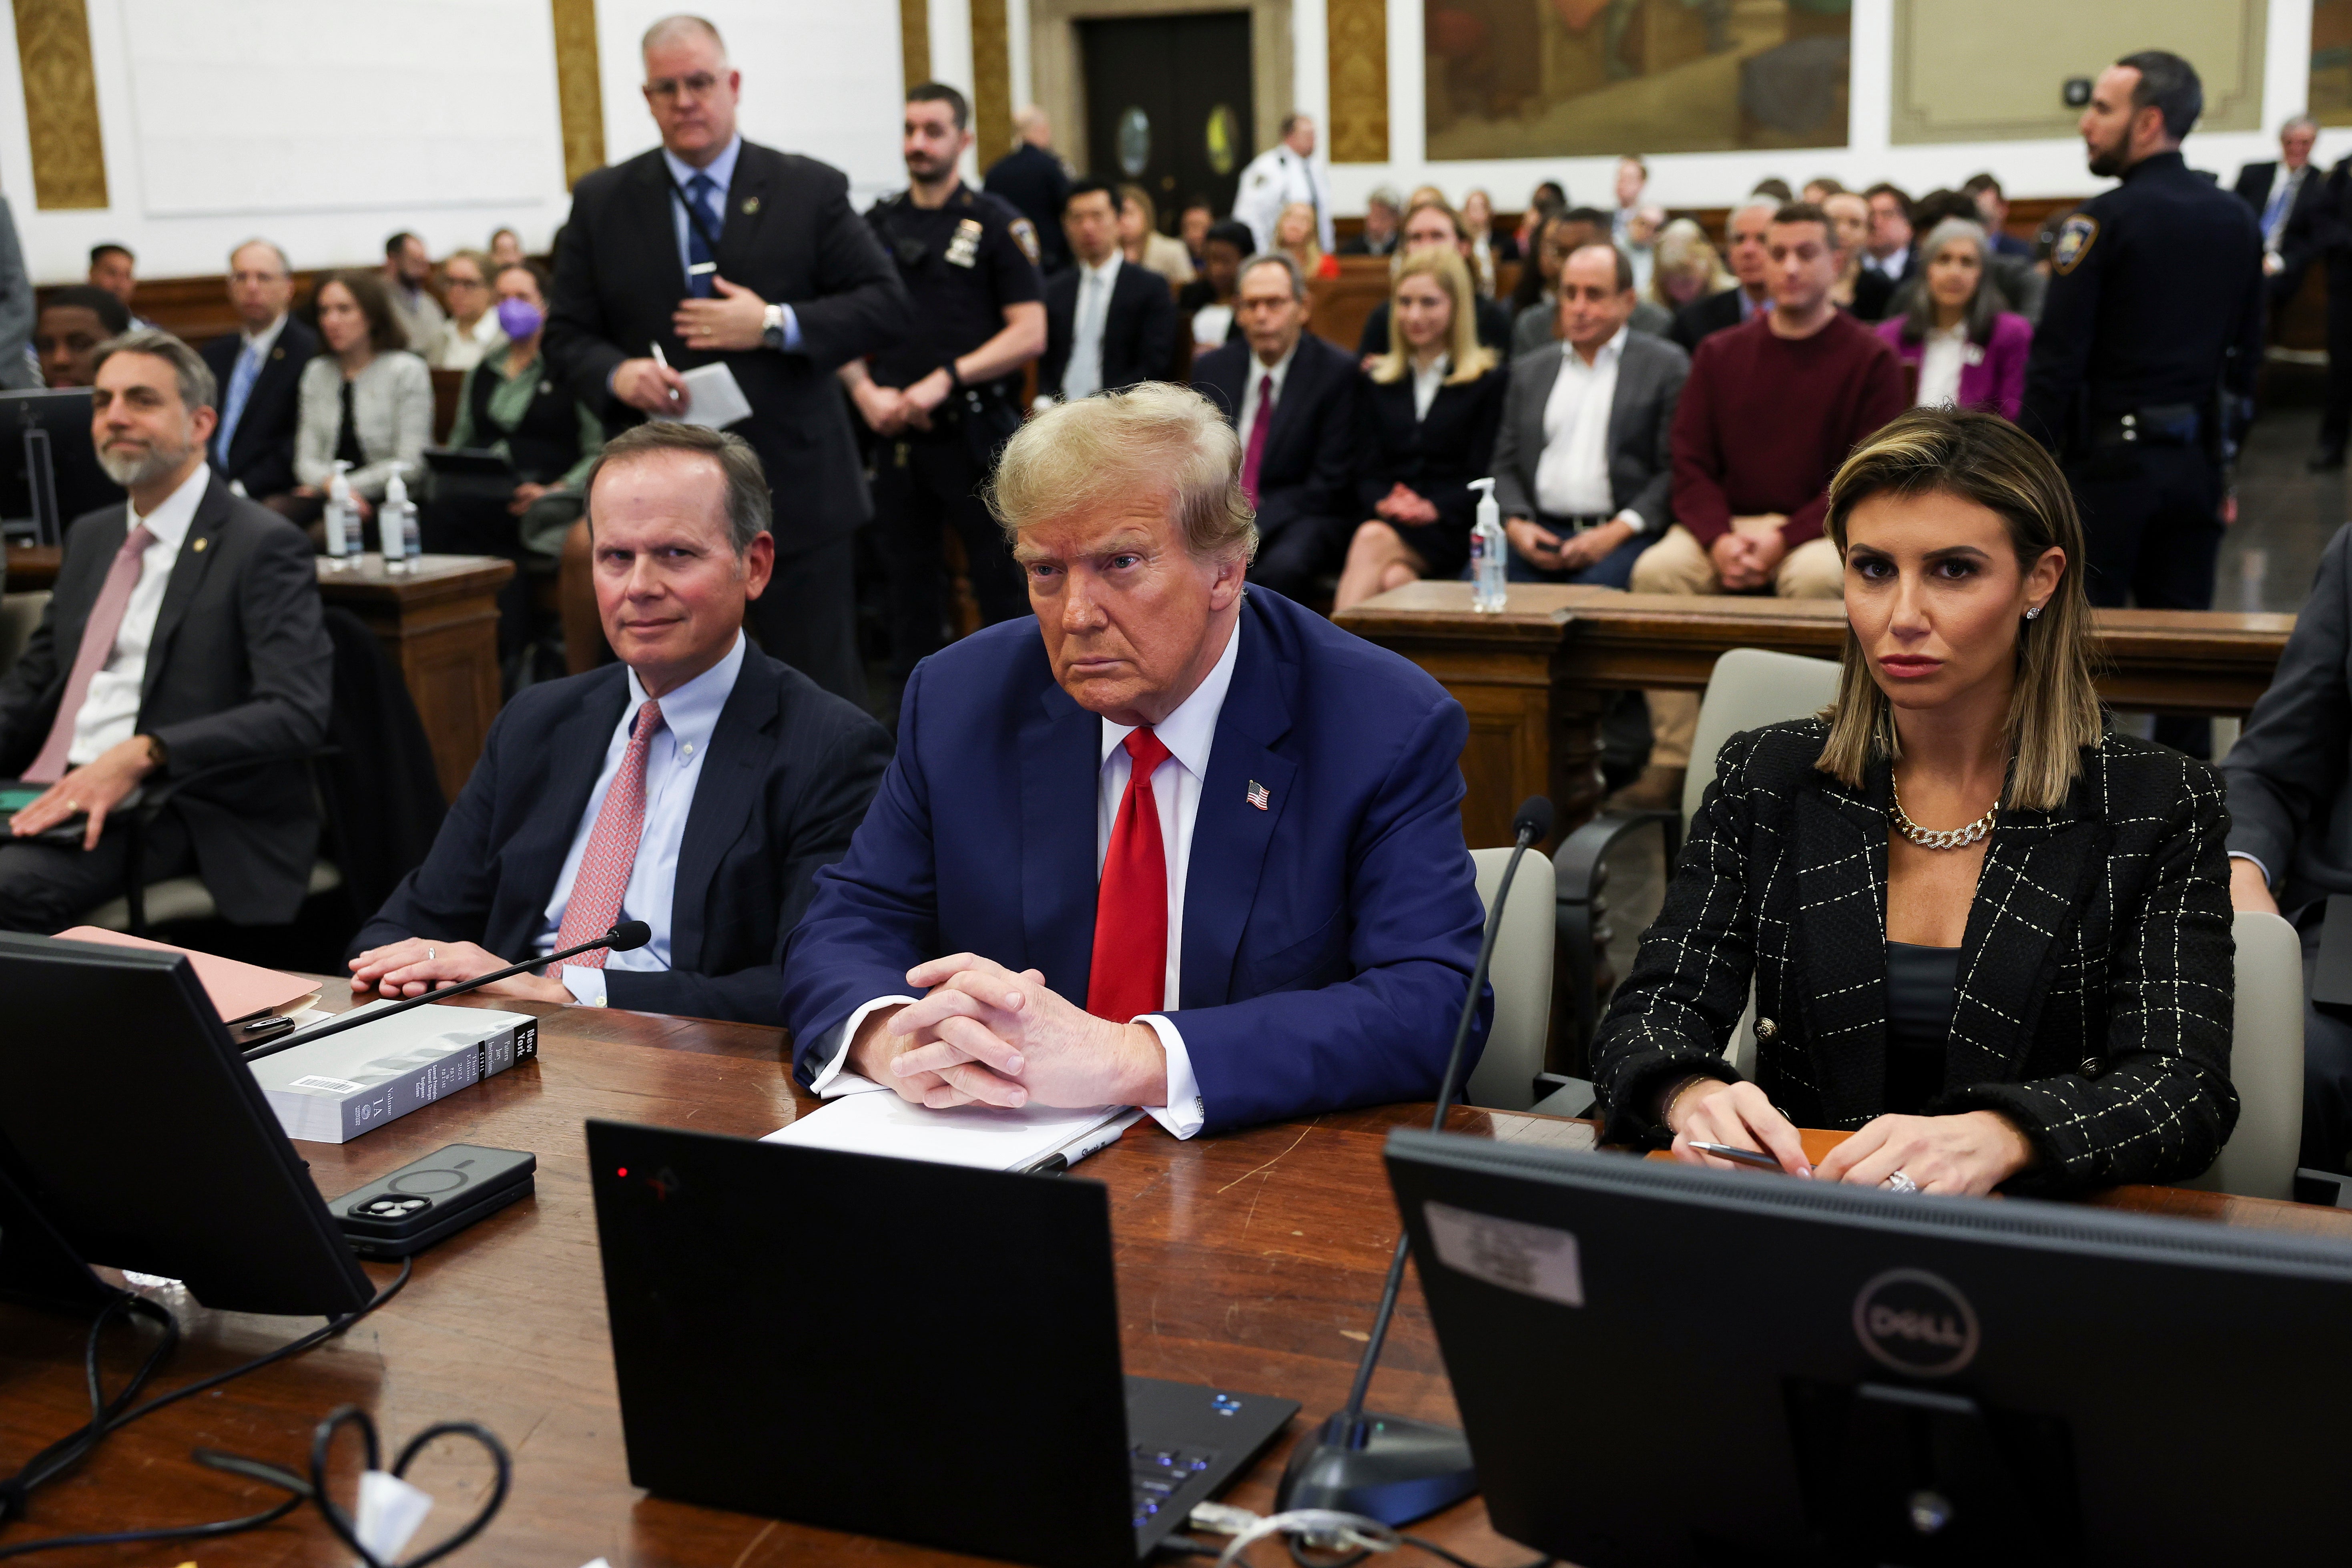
[783,383,1486,1134]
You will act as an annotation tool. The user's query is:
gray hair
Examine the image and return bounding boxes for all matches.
[584,420,770,553]
[1367,185,1403,211]
[227,237,289,276]
[1730,195,1781,227]
[1897,217,2001,347]
[642,13,724,55]
[2283,113,2320,138]
[1238,251,1306,301]
[988,382,1257,564]
[90,328,217,414]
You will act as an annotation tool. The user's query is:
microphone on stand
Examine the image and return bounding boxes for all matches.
[1276,797,1553,1525]
[243,922,654,1063]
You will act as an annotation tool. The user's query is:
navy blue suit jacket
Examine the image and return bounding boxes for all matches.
[357,648,890,1024]
[781,588,1488,1132]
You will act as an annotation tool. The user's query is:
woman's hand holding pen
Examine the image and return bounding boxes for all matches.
[1666,1079,1812,1177]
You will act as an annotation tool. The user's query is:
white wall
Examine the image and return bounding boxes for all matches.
[1315,0,2332,215]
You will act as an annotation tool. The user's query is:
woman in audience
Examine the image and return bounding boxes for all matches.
[426,249,501,371]
[1514,180,1565,255]
[488,228,526,271]
[1646,218,1731,315]
[1591,409,2235,1197]
[1117,185,1196,285]
[1460,187,1510,293]
[1274,201,1338,281]
[1333,249,1506,612]
[1176,219,1253,359]
[291,271,432,528]
[1507,211,1576,350]
[1875,218,2032,421]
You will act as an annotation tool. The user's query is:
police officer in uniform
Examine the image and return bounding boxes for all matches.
[2019,49,2263,759]
[843,82,1046,680]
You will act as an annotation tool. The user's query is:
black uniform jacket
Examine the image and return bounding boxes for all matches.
[1591,719,2239,1194]
[546,141,909,556]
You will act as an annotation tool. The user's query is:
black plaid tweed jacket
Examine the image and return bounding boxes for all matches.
[1591,719,2239,1194]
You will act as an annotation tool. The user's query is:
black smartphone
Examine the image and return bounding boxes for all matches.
[328,1144,536,1259]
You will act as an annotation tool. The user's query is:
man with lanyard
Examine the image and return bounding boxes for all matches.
[1232,114,1334,255]
[2018,48,2263,760]
[843,82,1046,685]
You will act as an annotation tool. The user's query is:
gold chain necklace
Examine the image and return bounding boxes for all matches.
[1888,773,1997,851]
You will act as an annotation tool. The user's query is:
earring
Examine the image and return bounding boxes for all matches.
[2024,604,2043,621]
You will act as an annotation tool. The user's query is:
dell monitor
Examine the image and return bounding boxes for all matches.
[1385,1128,2352,1566]
[0,387,123,545]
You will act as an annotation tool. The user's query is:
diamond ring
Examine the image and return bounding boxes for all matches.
[1883,1170,1920,1195]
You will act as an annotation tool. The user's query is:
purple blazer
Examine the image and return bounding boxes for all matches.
[1875,311,2033,422]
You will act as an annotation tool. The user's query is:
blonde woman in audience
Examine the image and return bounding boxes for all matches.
[1406,183,1447,214]
[291,271,432,526]
[488,228,526,271]
[1274,200,1338,280]
[425,249,502,371]
[1646,218,1731,313]
[1333,249,1505,611]
[1116,184,1196,285]
[1594,408,2235,1197]
[1875,217,2032,421]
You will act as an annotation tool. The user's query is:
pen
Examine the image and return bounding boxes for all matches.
[1689,1141,1799,1172]
[651,341,681,404]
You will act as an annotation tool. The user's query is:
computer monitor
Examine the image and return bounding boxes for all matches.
[0,387,123,544]
[0,932,375,1317]
[1384,1128,2352,1566]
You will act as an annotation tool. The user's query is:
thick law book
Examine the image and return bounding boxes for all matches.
[247,1002,540,1144]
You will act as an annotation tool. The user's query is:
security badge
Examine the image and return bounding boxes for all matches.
[2051,214,2099,275]
[1009,217,1041,267]
[944,217,984,269]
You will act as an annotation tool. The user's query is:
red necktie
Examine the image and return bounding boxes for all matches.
[1088,727,1173,1023]
[552,699,664,970]
[1240,373,1275,506]
[22,523,155,784]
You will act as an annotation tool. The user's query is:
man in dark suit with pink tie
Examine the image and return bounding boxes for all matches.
[782,383,1487,1135]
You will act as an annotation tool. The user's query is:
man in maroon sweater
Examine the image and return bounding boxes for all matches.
[1614,201,1907,810]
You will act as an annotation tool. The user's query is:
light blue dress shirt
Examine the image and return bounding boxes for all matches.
[534,633,748,1005]
[660,135,800,350]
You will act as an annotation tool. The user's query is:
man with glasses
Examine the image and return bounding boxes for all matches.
[199,239,318,510]
[546,12,909,705]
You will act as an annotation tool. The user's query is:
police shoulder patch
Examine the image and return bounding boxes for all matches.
[1009,218,1041,266]
[2051,214,2099,275]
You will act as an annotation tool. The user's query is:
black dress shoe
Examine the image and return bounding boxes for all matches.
[2310,445,2347,472]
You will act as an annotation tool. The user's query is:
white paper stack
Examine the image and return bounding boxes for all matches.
[248,1002,539,1143]
[764,1085,1142,1172]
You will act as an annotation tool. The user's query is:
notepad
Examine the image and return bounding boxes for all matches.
[763,1090,1143,1172]
[674,362,753,431]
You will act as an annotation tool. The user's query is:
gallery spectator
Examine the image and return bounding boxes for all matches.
[292,271,433,522]
[86,244,151,327]
[1177,218,1253,357]
[202,238,319,508]
[1963,173,2033,259]
[1861,182,1916,285]
[488,227,528,270]
[1041,180,1178,399]
[34,287,130,389]
[1233,112,1334,253]
[1875,217,2033,421]
[983,104,1074,275]
[1338,187,1403,257]
[1361,200,1515,357]
[381,231,447,350]
[1273,200,1338,281]
[1611,156,1647,245]
[1515,180,1567,255]
[1824,190,1896,319]
[425,249,503,371]
[1460,187,1510,292]
[1801,175,1844,205]
[1117,184,1196,285]
[1178,195,1215,268]
[1670,197,1775,351]
[1648,219,1732,315]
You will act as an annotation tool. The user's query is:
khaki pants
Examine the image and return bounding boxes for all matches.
[1630,525,1843,769]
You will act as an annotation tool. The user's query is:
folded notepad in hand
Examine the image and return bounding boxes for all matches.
[764,1090,1142,1172]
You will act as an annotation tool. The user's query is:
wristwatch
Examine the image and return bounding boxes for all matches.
[761,303,785,350]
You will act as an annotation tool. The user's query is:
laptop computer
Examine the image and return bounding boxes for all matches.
[587,1119,1299,1568]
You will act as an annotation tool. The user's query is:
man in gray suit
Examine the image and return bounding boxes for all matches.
[1490,243,1689,587]
[2225,520,2352,1174]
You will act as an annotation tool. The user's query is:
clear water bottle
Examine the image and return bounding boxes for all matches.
[380,463,417,574]
[322,460,356,566]
[1468,476,1507,613]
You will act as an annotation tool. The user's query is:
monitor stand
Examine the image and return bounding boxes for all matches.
[0,1160,118,1312]
[1784,1378,2079,1566]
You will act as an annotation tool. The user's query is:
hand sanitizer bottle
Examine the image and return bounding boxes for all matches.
[323,460,355,565]
[1468,477,1507,613]
[380,464,415,574]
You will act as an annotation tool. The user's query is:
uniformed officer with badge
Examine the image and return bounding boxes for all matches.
[842,82,1046,679]
[1231,114,1335,255]
[2019,50,2263,756]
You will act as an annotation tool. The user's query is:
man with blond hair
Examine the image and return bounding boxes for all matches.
[782,383,1488,1134]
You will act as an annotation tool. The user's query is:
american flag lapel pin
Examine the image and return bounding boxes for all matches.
[1246,780,1269,811]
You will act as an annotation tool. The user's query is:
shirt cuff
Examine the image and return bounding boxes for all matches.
[777,303,803,352]
[559,964,607,1007]
[1137,1014,1205,1139]
[1613,508,1646,536]
[807,994,919,1095]
[2227,849,2274,889]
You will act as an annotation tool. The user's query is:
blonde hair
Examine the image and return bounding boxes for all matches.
[1816,408,2104,812]
[1649,217,1732,308]
[987,382,1258,564]
[1275,201,1325,271]
[1370,248,1495,386]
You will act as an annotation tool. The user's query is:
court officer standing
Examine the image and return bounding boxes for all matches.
[2018,49,2263,759]
[843,82,1046,681]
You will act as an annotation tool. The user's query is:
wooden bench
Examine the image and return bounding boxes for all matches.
[1336,581,2296,851]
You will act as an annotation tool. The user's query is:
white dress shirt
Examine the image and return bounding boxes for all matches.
[1232,145,1334,254]
[240,313,289,363]
[2264,166,2308,252]
[1915,322,1967,410]
[660,135,801,351]
[1410,354,1450,421]
[1060,253,1122,401]
[429,312,504,372]
[1238,341,1298,441]
[1533,328,1643,530]
[807,615,1248,1140]
[531,633,747,1006]
[1868,247,1910,282]
[66,463,208,767]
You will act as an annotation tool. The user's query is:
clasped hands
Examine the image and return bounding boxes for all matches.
[347,938,570,1004]
[851,367,954,439]
[1708,513,1790,591]
[1507,515,1632,573]
[1666,1079,2036,1197]
[847,954,1169,1112]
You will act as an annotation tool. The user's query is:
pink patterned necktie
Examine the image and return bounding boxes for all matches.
[1241,372,1275,506]
[552,698,665,970]
[22,523,156,784]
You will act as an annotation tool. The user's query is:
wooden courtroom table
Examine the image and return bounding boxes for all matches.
[2,991,2344,1567]
[1337,581,2298,850]
[6,546,512,804]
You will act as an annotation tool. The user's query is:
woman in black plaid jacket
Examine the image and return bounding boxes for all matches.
[1592,410,2236,1196]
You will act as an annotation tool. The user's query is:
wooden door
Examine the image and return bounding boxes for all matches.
[1078,12,1254,229]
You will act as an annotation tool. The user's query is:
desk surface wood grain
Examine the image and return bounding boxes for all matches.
[1,990,2343,1566]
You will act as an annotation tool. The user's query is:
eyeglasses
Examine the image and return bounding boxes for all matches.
[445,276,488,291]
[646,72,722,104]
